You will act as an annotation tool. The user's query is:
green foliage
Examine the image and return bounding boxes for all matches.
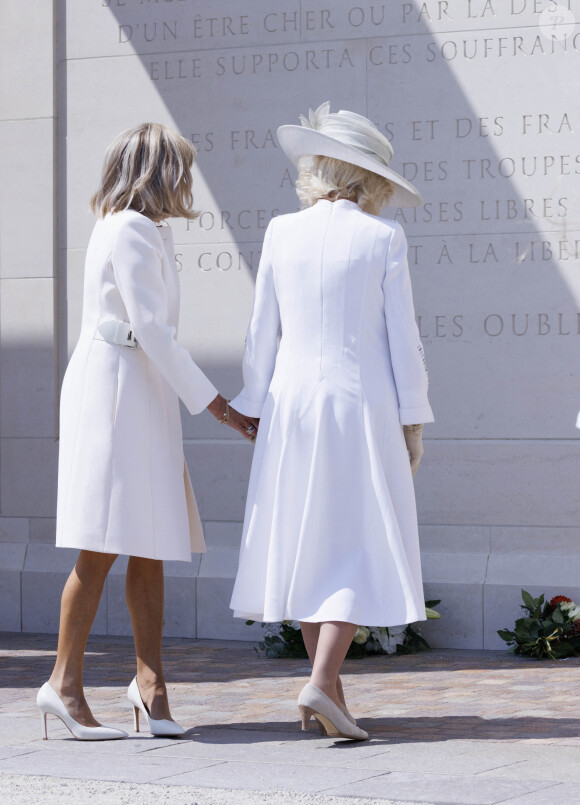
[395,624,431,655]
[520,590,545,619]
[345,640,367,659]
[497,589,580,660]
[250,600,442,660]
[255,622,309,659]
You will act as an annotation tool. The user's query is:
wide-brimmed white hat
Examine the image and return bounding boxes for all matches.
[277,102,422,208]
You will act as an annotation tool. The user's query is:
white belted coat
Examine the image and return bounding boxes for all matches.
[56,210,218,561]
[230,199,434,626]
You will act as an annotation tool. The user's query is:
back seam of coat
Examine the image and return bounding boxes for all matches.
[318,206,333,374]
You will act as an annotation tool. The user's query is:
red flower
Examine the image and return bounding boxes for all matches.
[550,595,572,610]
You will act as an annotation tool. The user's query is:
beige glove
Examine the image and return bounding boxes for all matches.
[403,424,424,477]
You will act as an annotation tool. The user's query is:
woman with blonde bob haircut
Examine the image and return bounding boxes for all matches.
[229,104,434,740]
[38,123,257,741]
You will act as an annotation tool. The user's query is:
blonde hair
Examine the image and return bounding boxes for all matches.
[296,156,394,216]
[91,123,199,221]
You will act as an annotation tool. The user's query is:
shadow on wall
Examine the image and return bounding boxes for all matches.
[52,3,580,572]
[95,1,580,445]
[0,343,58,521]
[0,342,254,523]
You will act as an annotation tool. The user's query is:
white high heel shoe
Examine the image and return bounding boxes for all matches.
[298,683,369,741]
[37,682,127,741]
[127,677,185,737]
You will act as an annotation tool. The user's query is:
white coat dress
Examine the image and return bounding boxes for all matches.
[56,210,218,562]
[229,199,434,626]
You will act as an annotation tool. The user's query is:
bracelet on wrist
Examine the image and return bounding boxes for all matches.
[218,399,230,425]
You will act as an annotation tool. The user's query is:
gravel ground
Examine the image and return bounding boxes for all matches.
[2,775,421,805]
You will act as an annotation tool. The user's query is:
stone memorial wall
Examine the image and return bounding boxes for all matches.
[1,0,579,647]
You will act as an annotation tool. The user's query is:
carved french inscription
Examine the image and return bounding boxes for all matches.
[80,0,580,448]
[416,312,580,339]
[186,208,279,234]
[94,0,578,280]
[405,236,580,266]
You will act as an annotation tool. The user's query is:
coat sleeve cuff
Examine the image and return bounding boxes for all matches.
[184,379,219,416]
[399,403,434,426]
[229,391,264,418]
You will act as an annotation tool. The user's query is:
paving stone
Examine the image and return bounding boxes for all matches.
[328,771,557,804]
[0,746,40,761]
[0,635,579,801]
[499,783,580,804]
[0,749,221,784]
[0,714,65,745]
[340,744,526,776]
[30,735,187,756]
[160,760,385,792]
[478,755,580,782]
[150,729,382,766]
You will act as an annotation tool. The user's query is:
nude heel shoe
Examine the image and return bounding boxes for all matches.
[37,682,127,741]
[304,675,357,734]
[304,705,357,735]
[127,677,185,737]
[305,700,357,734]
[298,683,369,741]
[299,703,327,736]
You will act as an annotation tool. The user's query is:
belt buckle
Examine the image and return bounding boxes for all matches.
[124,328,138,349]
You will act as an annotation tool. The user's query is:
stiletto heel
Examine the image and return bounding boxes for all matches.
[36,682,127,742]
[297,684,369,741]
[127,677,184,737]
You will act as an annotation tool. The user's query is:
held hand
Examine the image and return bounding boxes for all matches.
[207,394,259,442]
[403,424,424,477]
[228,407,259,442]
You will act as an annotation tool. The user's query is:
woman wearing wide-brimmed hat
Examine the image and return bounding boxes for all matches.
[229,103,434,741]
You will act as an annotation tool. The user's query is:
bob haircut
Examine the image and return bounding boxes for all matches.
[296,155,394,216]
[91,123,199,221]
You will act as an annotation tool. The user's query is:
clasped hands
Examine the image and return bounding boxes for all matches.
[208,394,259,442]
[209,396,425,464]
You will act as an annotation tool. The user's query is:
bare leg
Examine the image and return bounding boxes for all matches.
[300,621,349,707]
[48,550,118,726]
[125,556,172,721]
[300,621,320,666]
[307,621,358,708]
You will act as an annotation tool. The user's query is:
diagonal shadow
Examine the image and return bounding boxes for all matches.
[62,0,580,446]
[188,714,580,744]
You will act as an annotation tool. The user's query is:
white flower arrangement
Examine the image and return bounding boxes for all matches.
[248,601,442,659]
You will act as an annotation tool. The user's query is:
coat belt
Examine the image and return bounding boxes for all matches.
[95,320,139,349]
